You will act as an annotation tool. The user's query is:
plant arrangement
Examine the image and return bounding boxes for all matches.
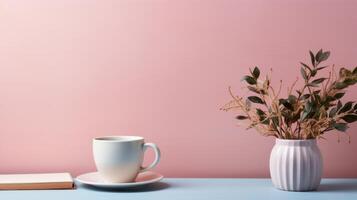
[221,50,357,140]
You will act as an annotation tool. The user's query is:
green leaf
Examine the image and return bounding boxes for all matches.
[279,99,294,110]
[334,82,348,89]
[307,83,319,87]
[236,115,248,120]
[337,100,342,110]
[241,76,256,85]
[333,93,345,100]
[325,95,335,102]
[319,51,330,62]
[247,86,260,94]
[301,67,308,80]
[248,96,265,104]
[300,62,312,72]
[288,95,297,104]
[342,114,357,123]
[309,50,315,67]
[339,101,353,114]
[311,69,317,77]
[343,78,357,85]
[260,118,270,125]
[314,94,322,104]
[256,108,266,116]
[300,111,309,121]
[256,109,266,121]
[311,78,327,85]
[300,94,311,100]
[313,90,321,94]
[252,66,260,79]
[333,123,348,132]
[305,101,313,111]
[329,107,338,117]
[300,101,314,121]
[315,49,323,63]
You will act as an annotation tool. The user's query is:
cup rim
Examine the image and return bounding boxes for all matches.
[93,136,144,142]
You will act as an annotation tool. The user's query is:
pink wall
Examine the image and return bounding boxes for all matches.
[0,0,357,178]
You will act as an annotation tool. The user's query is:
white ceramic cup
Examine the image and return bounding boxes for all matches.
[93,136,161,183]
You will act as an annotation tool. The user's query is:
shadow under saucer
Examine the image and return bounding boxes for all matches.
[79,182,171,193]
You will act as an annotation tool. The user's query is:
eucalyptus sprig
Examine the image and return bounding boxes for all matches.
[221,50,357,140]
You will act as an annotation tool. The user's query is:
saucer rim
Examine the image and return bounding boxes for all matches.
[75,171,163,187]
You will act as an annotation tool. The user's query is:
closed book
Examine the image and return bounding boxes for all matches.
[0,173,74,190]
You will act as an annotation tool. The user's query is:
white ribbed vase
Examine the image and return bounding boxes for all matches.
[269,139,323,191]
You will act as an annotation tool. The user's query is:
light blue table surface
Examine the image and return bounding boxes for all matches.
[1,178,357,200]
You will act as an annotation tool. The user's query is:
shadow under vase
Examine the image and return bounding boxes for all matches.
[317,179,357,192]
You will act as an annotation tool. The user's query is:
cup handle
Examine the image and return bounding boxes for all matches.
[140,143,161,173]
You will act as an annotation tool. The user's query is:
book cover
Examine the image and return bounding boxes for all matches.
[0,173,74,190]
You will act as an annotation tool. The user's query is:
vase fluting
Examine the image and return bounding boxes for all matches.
[269,139,323,191]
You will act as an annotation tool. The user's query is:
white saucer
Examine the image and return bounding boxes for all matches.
[76,171,164,189]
